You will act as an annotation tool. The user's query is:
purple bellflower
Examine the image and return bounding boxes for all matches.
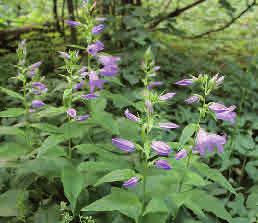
[159,92,176,101]
[75,114,90,121]
[175,78,194,86]
[89,71,106,92]
[67,108,77,118]
[155,160,172,170]
[98,55,120,66]
[209,102,236,123]
[194,128,226,156]
[100,65,119,76]
[124,109,140,122]
[87,40,104,56]
[65,20,81,27]
[82,93,99,100]
[92,24,105,35]
[185,95,200,104]
[147,81,163,89]
[31,82,48,95]
[123,177,139,188]
[159,122,179,129]
[31,100,45,108]
[151,141,171,156]
[59,51,70,59]
[112,138,135,152]
[175,149,188,160]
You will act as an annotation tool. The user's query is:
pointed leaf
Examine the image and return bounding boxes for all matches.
[179,124,198,145]
[0,108,25,118]
[143,198,169,216]
[0,87,24,100]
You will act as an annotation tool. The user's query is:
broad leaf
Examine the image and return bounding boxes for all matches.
[143,198,169,216]
[179,124,198,145]
[0,126,25,136]
[95,169,135,186]
[33,205,60,223]
[0,142,31,160]
[0,87,24,100]
[61,166,85,214]
[0,108,25,118]
[82,187,142,221]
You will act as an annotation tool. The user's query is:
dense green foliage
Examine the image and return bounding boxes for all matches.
[0,0,257,223]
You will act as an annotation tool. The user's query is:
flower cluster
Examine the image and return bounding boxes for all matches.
[16,40,47,113]
[60,2,120,121]
[175,73,236,156]
[111,48,186,188]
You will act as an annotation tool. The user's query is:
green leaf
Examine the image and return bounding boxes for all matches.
[246,193,258,210]
[31,123,61,134]
[0,126,25,136]
[38,106,66,118]
[179,124,198,145]
[78,161,126,173]
[37,134,66,157]
[142,213,169,223]
[0,143,31,160]
[33,205,60,223]
[193,162,236,194]
[0,108,25,118]
[0,190,28,217]
[0,87,24,100]
[143,198,169,216]
[190,189,232,222]
[95,169,135,186]
[61,166,85,214]
[82,187,142,221]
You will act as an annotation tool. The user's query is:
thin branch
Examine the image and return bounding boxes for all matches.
[149,0,207,28]
[186,0,257,39]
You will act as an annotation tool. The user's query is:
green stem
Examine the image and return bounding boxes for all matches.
[22,79,30,146]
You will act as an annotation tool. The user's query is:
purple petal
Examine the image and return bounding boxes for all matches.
[87,41,104,56]
[185,95,200,104]
[82,93,99,100]
[31,100,45,108]
[159,122,179,129]
[123,177,139,188]
[175,149,188,160]
[59,51,70,59]
[155,160,172,170]
[159,93,176,101]
[112,138,135,152]
[124,109,140,122]
[75,114,90,121]
[65,20,81,27]
[151,141,171,156]
[175,79,193,86]
[92,24,105,35]
[147,81,163,89]
[67,108,77,118]
[100,65,119,76]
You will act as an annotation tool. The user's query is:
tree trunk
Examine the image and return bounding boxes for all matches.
[66,0,77,43]
[53,0,62,34]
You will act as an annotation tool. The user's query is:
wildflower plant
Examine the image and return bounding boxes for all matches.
[81,48,237,223]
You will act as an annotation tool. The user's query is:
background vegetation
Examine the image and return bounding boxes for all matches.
[0,0,257,222]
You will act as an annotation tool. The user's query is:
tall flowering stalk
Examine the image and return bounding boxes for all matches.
[15,40,47,145]
[111,48,180,223]
[175,73,236,193]
[59,1,120,158]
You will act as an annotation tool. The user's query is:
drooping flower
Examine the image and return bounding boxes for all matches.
[87,40,104,56]
[147,81,163,89]
[65,20,81,27]
[89,71,106,92]
[112,138,135,152]
[185,95,200,104]
[155,160,172,170]
[92,24,105,35]
[194,128,226,156]
[58,51,70,59]
[28,61,42,70]
[159,122,179,129]
[175,149,188,160]
[154,66,160,71]
[67,108,77,118]
[78,66,87,74]
[31,100,45,108]
[151,141,171,156]
[98,55,120,66]
[75,114,90,121]
[100,65,119,76]
[209,102,236,123]
[145,100,153,113]
[82,93,99,100]
[73,80,85,90]
[123,177,139,188]
[31,82,48,95]
[124,109,140,122]
[159,92,176,101]
[175,78,194,86]
[211,74,224,86]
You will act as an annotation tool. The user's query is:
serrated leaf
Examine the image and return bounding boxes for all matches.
[193,162,236,194]
[143,198,169,216]
[62,166,85,214]
[0,108,25,118]
[95,169,135,186]
[0,126,25,136]
[82,187,142,221]
[179,124,198,145]
[0,87,24,100]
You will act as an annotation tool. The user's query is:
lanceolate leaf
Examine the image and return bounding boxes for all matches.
[0,108,25,118]
[143,198,169,216]
[179,124,198,146]
[0,126,25,136]
[82,187,142,221]
[61,166,85,214]
[0,87,24,101]
[95,169,135,186]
